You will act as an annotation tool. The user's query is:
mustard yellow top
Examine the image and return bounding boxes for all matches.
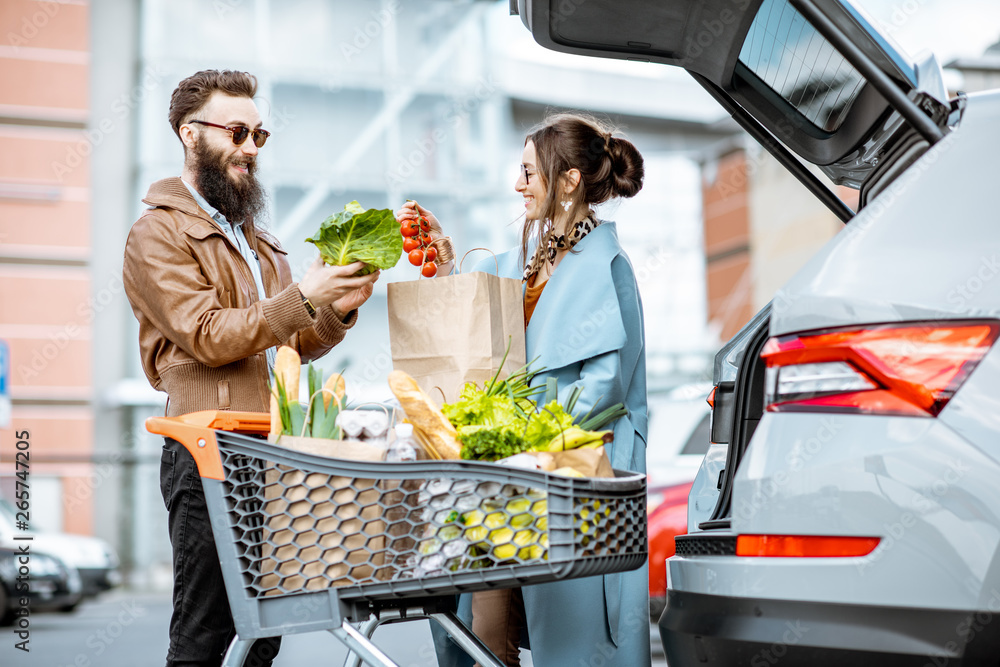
[523,273,547,327]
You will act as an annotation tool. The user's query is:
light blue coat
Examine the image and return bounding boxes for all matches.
[436,222,651,666]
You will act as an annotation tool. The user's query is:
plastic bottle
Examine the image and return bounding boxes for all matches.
[385,423,419,462]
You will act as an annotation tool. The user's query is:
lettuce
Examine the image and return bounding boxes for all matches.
[457,424,530,461]
[305,201,402,275]
[523,400,575,448]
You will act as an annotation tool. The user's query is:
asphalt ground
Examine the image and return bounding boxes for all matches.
[2,589,668,666]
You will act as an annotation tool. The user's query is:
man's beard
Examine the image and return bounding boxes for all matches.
[191,138,268,225]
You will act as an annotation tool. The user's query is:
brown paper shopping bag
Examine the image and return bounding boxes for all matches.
[387,266,526,404]
[258,436,388,594]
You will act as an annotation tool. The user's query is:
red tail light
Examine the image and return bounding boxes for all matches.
[706,386,716,410]
[736,534,880,558]
[762,321,999,416]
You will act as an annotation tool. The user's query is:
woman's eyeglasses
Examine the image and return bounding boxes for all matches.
[189,120,271,148]
[520,164,534,184]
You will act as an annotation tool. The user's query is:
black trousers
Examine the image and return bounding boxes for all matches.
[160,438,281,667]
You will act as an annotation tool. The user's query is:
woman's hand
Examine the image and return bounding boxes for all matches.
[395,200,455,276]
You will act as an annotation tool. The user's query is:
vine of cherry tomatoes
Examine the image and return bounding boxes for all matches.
[401,211,438,278]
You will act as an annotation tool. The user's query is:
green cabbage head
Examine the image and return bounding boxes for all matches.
[305,201,402,275]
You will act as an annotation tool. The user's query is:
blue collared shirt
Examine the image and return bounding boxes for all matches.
[182,179,277,374]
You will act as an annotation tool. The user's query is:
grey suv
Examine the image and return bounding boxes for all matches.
[512,0,1000,664]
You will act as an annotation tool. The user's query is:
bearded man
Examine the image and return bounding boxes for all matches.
[123,70,379,667]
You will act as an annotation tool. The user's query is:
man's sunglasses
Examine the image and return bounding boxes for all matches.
[189,120,270,148]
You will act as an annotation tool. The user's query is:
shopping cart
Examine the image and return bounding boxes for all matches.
[147,410,647,667]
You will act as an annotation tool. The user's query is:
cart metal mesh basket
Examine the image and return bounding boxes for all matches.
[216,432,646,602]
[148,413,646,641]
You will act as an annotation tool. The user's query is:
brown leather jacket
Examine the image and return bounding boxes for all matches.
[123,177,356,417]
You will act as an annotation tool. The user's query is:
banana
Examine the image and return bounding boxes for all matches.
[577,441,604,449]
[544,426,613,451]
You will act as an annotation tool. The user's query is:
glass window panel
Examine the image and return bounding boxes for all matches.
[738,0,867,132]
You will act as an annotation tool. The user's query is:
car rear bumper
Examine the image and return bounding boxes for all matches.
[658,589,1000,666]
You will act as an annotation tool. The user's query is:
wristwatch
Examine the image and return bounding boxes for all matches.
[298,288,317,317]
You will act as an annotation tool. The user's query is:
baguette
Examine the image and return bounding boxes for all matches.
[270,346,301,437]
[322,372,347,408]
[387,370,462,459]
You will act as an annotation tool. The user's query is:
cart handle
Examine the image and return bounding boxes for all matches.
[145,411,271,481]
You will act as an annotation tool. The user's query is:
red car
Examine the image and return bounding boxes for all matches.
[644,385,711,618]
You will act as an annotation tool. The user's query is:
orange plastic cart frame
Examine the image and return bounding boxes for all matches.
[146,411,271,481]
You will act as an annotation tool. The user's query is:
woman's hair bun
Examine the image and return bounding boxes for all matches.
[607,136,644,199]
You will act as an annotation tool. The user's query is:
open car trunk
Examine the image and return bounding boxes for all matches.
[511,0,956,220]
[510,0,960,527]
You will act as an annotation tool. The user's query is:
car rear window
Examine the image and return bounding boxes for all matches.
[738,0,866,132]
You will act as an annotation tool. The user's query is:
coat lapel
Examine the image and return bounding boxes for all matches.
[526,224,628,372]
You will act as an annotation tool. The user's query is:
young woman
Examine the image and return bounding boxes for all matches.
[395,113,650,667]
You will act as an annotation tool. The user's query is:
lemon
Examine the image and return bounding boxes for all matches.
[488,527,514,545]
[513,529,538,547]
[462,509,485,527]
[506,498,531,514]
[518,544,544,561]
[492,543,517,560]
[464,526,488,544]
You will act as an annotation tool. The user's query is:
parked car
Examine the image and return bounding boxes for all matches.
[0,547,82,625]
[513,0,1000,663]
[644,385,710,618]
[0,498,120,601]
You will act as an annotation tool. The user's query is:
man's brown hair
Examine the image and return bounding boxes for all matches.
[168,69,258,139]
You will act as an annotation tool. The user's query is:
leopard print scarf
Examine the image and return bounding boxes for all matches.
[522,215,600,281]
